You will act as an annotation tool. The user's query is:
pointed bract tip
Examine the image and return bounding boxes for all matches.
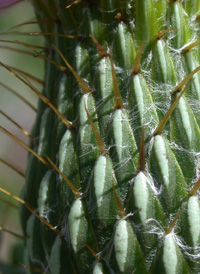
[0,38,47,50]
[0,126,51,168]
[45,155,81,199]
[7,64,44,86]
[0,109,37,146]
[8,19,55,31]
[89,34,109,58]
[29,32,79,39]
[84,243,100,260]
[131,40,145,75]
[0,226,24,239]
[109,51,124,109]
[66,0,82,9]
[188,177,200,197]
[19,263,45,274]
[0,62,73,130]
[10,43,66,72]
[0,186,60,235]
[0,196,18,209]
[0,158,25,178]
[84,104,107,155]
[53,44,92,94]
[153,79,194,136]
[155,29,177,40]
[0,81,36,111]
[173,66,200,94]
[181,40,200,54]
[114,13,126,22]
[0,31,78,39]
[112,183,126,219]
[164,208,183,236]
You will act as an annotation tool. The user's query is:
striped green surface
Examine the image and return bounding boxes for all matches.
[18,0,200,273]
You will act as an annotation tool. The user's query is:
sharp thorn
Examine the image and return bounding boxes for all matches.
[0,110,38,146]
[89,34,109,58]
[109,50,124,109]
[53,44,92,94]
[0,186,60,235]
[45,155,82,199]
[153,79,194,136]
[0,81,37,112]
[0,126,51,168]
[84,104,107,155]
[131,40,145,75]
[0,158,25,178]
[0,62,73,130]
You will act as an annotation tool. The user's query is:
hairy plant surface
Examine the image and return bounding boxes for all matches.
[1,0,200,273]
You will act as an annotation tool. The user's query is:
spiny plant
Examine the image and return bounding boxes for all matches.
[1,0,200,273]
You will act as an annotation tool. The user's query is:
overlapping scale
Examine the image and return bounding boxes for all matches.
[20,0,200,272]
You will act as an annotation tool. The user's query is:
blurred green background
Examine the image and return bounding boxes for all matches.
[0,0,44,270]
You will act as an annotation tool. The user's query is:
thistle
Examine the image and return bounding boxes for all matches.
[1,0,200,273]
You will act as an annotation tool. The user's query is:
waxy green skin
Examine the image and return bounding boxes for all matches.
[17,0,200,273]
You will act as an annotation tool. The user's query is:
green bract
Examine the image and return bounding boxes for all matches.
[3,0,200,273]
